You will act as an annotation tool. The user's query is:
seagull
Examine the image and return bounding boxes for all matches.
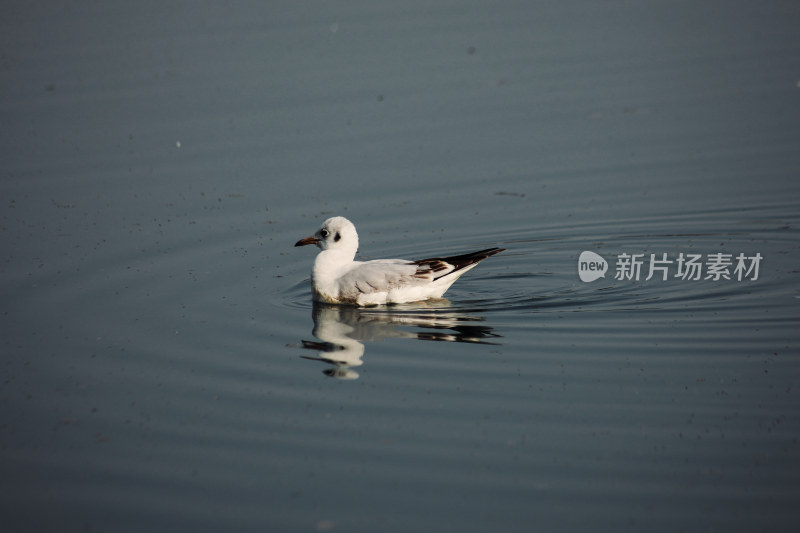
[295,216,505,306]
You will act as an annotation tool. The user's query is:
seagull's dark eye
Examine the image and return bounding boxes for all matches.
[320,229,329,238]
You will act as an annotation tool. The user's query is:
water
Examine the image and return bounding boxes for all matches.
[2,1,799,532]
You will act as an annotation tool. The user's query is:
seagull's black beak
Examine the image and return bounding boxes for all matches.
[295,236,319,247]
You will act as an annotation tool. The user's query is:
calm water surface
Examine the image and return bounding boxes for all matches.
[2,2,799,532]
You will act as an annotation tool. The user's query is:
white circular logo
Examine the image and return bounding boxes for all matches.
[578,251,608,282]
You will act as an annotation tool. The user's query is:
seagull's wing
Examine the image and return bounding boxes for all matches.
[336,260,424,298]
[336,247,505,299]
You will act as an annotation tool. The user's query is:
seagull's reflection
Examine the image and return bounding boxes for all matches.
[299,301,501,379]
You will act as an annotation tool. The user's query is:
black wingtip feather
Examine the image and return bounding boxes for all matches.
[413,247,505,278]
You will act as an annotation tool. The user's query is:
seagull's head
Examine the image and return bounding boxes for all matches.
[295,216,359,255]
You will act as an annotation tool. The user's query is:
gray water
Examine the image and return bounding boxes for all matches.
[2,2,799,532]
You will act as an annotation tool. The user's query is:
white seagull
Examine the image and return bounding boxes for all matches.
[295,216,505,306]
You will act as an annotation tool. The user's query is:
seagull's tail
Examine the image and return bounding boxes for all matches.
[414,247,505,281]
[435,247,506,273]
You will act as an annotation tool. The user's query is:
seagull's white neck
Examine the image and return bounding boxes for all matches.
[311,248,357,301]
